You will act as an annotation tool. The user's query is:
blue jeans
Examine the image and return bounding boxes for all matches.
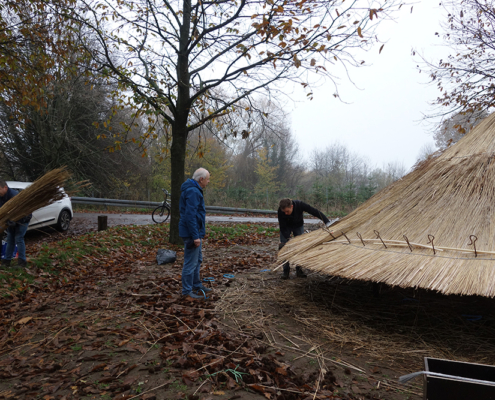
[280,225,305,244]
[181,238,202,295]
[6,222,29,261]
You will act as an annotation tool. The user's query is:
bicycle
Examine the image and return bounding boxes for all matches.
[152,189,171,223]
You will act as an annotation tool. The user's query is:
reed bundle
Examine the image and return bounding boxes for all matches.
[278,112,495,297]
[0,167,71,232]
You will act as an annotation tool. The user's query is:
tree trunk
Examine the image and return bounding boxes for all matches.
[169,0,192,245]
[169,124,187,244]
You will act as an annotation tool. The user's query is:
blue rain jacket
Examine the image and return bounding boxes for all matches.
[179,179,206,239]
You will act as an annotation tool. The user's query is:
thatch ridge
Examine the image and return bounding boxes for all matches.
[278,112,495,297]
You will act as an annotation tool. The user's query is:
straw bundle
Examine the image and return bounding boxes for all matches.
[278,112,495,297]
[0,167,71,232]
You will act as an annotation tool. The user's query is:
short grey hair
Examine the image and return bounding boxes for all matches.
[192,168,209,181]
[0,180,7,188]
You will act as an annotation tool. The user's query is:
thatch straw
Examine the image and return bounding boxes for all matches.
[278,112,495,297]
[0,167,71,232]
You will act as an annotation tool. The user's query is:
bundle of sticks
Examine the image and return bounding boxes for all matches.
[0,167,71,232]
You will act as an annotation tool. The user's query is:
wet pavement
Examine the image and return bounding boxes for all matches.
[71,212,326,227]
[23,213,334,246]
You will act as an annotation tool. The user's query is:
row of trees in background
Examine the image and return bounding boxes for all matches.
[146,105,407,216]
[2,0,495,237]
[0,2,409,218]
[0,0,405,243]
[0,37,407,217]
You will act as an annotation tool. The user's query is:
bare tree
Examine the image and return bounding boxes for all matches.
[371,161,406,189]
[425,0,495,117]
[433,110,488,149]
[416,142,437,162]
[70,0,403,243]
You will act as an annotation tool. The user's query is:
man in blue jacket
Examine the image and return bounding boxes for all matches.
[179,168,211,300]
[0,181,32,268]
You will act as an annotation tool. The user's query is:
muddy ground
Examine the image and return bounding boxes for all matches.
[2,223,495,399]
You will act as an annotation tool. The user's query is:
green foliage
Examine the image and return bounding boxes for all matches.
[311,180,325,208]
[254,148,279,201]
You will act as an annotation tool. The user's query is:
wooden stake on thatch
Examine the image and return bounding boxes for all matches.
[0,167,71,233]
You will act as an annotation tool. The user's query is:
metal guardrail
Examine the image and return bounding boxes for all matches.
[71,197,278,215]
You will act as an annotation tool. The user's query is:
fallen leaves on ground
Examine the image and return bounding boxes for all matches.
[0,223,359,399]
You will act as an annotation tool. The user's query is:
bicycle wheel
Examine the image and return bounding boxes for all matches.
[152,205,171,223]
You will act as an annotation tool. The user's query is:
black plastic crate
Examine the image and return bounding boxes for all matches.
[424,357,495,399]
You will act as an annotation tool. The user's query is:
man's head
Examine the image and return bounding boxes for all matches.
[0,180,8,197]
[279,198,293,215]
[192,168,210,189]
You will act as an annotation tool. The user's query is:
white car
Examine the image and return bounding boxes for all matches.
[7,181,73,232]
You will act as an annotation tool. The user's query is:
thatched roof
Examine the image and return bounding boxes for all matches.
[278,112,495,297]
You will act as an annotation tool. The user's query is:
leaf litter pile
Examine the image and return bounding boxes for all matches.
[0,223,386,400]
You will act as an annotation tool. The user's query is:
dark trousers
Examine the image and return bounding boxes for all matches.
[280,225,305,245]
[280,225,305,273]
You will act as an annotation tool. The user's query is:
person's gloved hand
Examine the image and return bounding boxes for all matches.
[6,220,16,228]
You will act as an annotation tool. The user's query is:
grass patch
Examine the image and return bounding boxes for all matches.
[207,224,277,240]
[73,204,151,214]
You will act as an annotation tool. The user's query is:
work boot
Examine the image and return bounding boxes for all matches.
[194,285,212,293]
[281,262,290,280]
[295,266,307,278]
[184,292,205,301]
[1,259,11,268]
[17,259,27,268]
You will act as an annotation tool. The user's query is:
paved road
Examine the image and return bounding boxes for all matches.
[23,213,335,244]
[72,212,328,228]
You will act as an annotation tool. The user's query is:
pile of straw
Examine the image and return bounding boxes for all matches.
[278,112,495,297]
[0,167,71,232]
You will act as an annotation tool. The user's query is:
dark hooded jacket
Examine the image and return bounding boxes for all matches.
[179,179,206,239]
[277,200,329,240]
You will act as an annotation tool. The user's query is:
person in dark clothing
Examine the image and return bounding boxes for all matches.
[278,198,331,279]
[179,168,211,300]
[0,181,32,268]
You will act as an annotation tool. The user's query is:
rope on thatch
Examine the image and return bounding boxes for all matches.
[0,167,71,232]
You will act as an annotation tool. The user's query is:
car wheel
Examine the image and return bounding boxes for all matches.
[56,210,71,232]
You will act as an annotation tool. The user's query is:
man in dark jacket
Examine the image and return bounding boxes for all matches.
[278,198,331,279]
[0,181,32,268]
[179,168,211,300]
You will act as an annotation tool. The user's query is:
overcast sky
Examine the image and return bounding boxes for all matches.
[289,1,449,172]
